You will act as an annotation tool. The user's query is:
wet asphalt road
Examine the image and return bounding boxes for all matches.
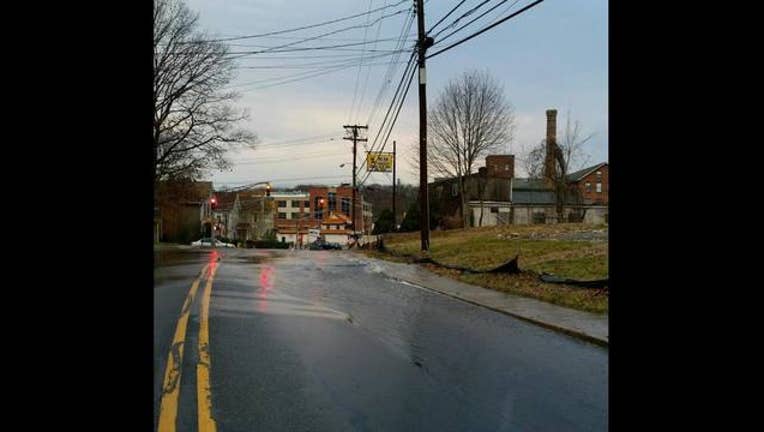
[154,247,608,431]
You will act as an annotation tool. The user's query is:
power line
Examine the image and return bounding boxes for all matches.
[365,51,417,153]
[365,7,416,127]
[232,50,404,61]
[222,38,413,58]
[347,0,378,124]
[231,57,409,92]
[427,0,468,34]
[234,59,408,70]
[354,1,402,124]
[191,0,410,43]
[225,34,416,45]
[222,7,411,60]
[427,0,544,59]
[358,62,416,187]
[431,0,514,46]
[255,134,337,147]
[233,152,347,165]
[430,0,493,39]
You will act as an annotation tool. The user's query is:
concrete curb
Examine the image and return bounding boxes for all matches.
[355,253,609,347]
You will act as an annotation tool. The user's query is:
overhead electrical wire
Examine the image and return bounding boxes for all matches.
[427,0,544,59]
[191,0,410,43]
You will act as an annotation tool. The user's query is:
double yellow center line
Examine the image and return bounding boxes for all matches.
[158,260,219,432]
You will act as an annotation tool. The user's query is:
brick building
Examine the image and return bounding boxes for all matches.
[429,109,608,227]
[271,191,311,245]
[568,162,608,205]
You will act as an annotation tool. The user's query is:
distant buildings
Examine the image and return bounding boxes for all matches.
[429,109,608,228]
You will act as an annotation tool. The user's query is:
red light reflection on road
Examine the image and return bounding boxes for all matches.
[258,265,275,313]
[208,250,219,276]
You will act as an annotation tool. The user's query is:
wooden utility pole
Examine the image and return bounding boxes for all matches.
[392,140,397,230]
[342,124,367,239]
[416,0,433,251]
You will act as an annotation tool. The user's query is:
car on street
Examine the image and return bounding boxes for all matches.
[308,241,343,250]
[191,238,236,248]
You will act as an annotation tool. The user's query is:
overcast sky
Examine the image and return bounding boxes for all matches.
[185,0,608,189]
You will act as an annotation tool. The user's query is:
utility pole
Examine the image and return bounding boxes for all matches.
[392,140,397,230]
[343,124,368,240]
[416,0,433,252]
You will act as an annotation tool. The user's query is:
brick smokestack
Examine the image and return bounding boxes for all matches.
[544,109,558,180]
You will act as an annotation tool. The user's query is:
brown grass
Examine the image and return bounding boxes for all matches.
[365,223,609,313]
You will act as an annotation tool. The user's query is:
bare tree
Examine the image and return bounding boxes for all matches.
[412,70,514,227]
[524,110,594,222]
[153,0,256,188]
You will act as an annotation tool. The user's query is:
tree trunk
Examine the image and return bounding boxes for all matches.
[459,175,467,228]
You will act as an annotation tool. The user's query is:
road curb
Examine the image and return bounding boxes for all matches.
[357,253,608,348]
[386,274,608,348]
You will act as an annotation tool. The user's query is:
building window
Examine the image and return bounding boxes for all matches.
[585,182,592,192]
[277,200,287,208]
[532,212,546,224]
[314,196,323,220]
[291,200,300,208]
[490,207,499,213]
[505,164,510,171]
[328,192,336,211]
[452,183,458,197]
[341,197,350,215]
[596,183,602,193]
[304,200,310,208]
[278,213,287,219]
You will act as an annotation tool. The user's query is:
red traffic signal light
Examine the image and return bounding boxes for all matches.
[210,197,218,209]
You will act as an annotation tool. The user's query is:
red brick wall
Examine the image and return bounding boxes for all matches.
[575,165,608,205]
[486,155,515,179]
[307,186,364,229]
[273,196,312,231]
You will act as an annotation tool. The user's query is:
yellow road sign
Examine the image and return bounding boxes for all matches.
[366,152,394,172]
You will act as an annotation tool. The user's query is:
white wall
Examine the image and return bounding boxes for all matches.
[324,234,348,245]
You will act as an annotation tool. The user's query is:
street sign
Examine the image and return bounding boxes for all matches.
[366,152,394,172]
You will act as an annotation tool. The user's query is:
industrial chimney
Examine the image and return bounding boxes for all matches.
[544,109,558,181]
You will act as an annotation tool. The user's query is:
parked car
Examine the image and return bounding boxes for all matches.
[191,238,236,248]
[308,241,343,250]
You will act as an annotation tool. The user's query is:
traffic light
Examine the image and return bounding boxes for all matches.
[265,183,271,197]
[210,196,217,209]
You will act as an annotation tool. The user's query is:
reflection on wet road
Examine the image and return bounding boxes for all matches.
[155,248,607,431]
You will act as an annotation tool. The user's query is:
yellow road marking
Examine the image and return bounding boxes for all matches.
[157,264,209,432]
[197,262,219,432]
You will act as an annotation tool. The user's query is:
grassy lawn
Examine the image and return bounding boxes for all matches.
[366,223,609,314]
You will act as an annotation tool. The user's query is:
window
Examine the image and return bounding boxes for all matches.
[341,197,350,214]
[505,164,510,171]
[328,192,336,211]
[452,183,458,197]
[532,212,546,224]
[304,200,310,208]
[596,183,602,193]
[490,207,499,213]
[277,200,287,208]
[291,200,301,208]
[314,196,323,220]
[278,213,287,219]
[585,182,592,192]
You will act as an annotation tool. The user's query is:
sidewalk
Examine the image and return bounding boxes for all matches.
[353,254,608,347]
